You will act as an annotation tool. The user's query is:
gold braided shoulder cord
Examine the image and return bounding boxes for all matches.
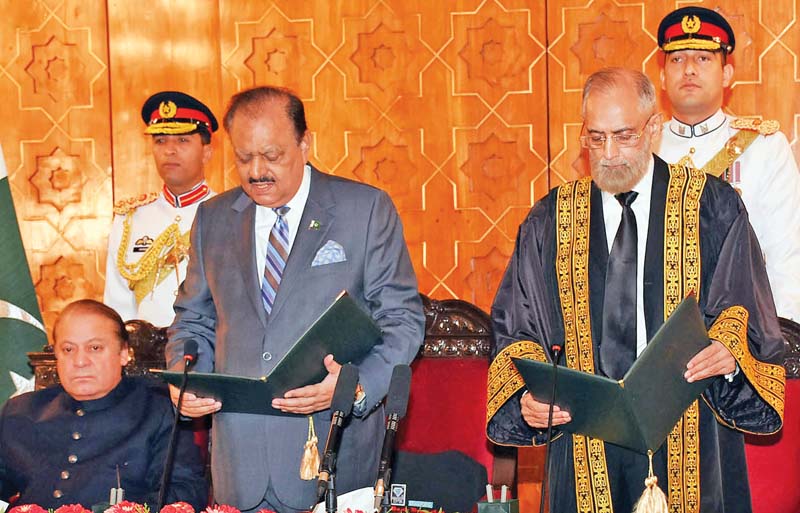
[116,214,182,284]
[700,118,778,180]
[556,178,613,513]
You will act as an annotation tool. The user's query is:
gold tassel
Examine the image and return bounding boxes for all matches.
[300,415,320,480]
[633,450,669,513]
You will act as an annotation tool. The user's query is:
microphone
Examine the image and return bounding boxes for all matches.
[539,344,563,513]
[373,365,412,513]
[316,364,360,506]
[157,340,199,512]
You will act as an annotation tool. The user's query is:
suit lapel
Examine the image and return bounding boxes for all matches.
[268,168,336,322]
[644,156,669,340]
[232,190,269,328]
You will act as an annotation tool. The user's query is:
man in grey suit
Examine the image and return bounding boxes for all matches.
[165,86,425,513]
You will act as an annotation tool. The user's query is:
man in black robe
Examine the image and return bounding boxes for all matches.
[486,68,785,513]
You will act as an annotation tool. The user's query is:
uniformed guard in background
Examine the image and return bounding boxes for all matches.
[656,6,800,321]
[104,91,218,326]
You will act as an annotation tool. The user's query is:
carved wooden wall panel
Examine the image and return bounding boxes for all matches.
[1,0,112,335]
[215,0,549,311]
[106,0,226,197]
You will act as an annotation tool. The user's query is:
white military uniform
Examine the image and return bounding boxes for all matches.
[657,109,800,320]
[104,182,214,326]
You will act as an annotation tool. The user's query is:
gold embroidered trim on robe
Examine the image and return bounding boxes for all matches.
[555,178,613,513]
[708,306,786,431]
[664,161,706,513]
[486,340,547,423]
[487,161,782,512]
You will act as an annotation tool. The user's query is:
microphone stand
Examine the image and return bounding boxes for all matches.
[539,344,562,513]
[157,345,197,512]
[314,364,359,510]
[380,490,390,513]
[373,365,412,513]
[325,473,337,513]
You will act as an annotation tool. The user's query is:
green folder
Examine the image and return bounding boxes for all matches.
[512,295,713,453]
[153,290,381,416]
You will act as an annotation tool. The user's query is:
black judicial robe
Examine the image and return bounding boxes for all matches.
[0,376,207,510]
[487,156,785,513]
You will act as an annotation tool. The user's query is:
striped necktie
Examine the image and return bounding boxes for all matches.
[261,206,290,314]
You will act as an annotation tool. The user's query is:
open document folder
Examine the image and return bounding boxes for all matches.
[512,295,714,453]
[153,290,381,416]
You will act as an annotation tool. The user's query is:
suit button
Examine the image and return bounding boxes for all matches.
[262,352,272,361]
[68,454,78,464]
[53,489,63,498]
[72,432,81,440]
[61,470,70,479]
[75,409,85,417]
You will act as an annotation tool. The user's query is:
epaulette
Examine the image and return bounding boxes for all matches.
[730,117,780,136]
[113,192,159,216]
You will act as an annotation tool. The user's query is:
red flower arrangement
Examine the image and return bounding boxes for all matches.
[8,505,49,513]
[202,506,239,513]
[388,508,446,513]
[54,506,91,513]
[7,503,286,513]
[158,503,195,513]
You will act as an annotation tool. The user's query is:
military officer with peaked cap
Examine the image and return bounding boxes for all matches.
[104,91,218,326]
[656,6,800,320]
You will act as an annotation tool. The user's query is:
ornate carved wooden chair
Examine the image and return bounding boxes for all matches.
[393,295,515,511]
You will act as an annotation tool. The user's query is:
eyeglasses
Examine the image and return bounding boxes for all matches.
[580,115,654,149]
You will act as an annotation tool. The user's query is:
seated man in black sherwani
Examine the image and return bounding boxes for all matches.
[486,67,785,513]
[0,299,207,509]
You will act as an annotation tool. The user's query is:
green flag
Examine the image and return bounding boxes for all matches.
[0,144,47,402]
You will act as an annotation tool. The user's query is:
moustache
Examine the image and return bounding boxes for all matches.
[249,176,276,184]
[599,159,629,168]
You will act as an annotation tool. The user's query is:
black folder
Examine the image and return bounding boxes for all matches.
[512,295,713,453]
[153,290,381,416]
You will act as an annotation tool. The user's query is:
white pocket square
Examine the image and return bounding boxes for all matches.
[312,240,346,267]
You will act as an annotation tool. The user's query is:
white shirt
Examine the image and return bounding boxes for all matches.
[601,157,653,356]
[657,109,800,320]
[254,164,312,282]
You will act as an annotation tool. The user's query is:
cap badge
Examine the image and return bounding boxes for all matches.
[681,15,701,34]
[158,100,178,119]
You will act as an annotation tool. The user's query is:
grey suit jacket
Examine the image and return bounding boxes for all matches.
[166,167,425,511]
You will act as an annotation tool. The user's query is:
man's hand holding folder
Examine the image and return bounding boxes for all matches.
[512,295,728,453]
[169,387,222,417]
[272,354,342,414]
[160,291,381,417]
[168,353,344,417]
[520,337,736,429]
[684,339,736,382]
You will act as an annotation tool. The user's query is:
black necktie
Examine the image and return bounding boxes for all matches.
[600,191,638,380]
